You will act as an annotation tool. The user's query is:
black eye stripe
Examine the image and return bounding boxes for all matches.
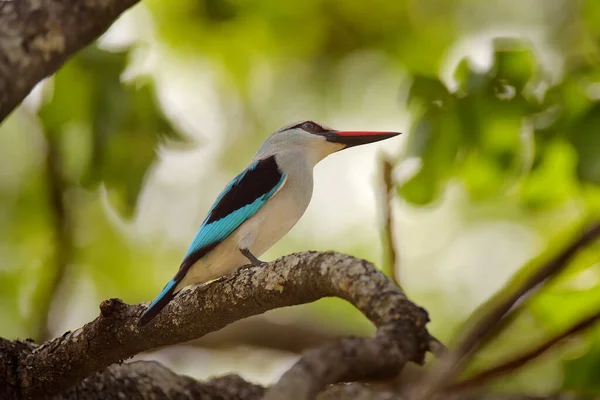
[288,120,329,134]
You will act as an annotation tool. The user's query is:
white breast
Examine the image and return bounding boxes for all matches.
[236,170,313,256]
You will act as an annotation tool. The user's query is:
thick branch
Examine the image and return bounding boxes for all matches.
[63,363,600,400]
[0,339,37,400]
[265,333,409,400]
[59,361,265,400]
[14,251,433,398]
[2,339,587,400]
[54,361,600,400]
[0,0,139,122]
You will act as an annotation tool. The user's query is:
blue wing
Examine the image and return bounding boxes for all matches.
[138,155,285,326]
[184,155,286,260]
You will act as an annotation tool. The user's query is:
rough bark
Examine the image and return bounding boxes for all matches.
[0,0,140,122]
[0,350,584,400]
[2,251,435,399]
[58,361,265,400]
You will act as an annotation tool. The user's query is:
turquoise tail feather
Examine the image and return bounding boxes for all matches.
[138,279,178,326]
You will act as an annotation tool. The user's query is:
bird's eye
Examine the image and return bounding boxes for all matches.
[302,122,318,132]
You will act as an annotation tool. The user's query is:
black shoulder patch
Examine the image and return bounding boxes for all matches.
[207,155,283,223]
[175,155,283,277]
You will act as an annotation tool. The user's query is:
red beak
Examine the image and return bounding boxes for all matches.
[325,130,401,147]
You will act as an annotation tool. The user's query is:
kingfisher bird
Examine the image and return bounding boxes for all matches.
[138,120,400,326]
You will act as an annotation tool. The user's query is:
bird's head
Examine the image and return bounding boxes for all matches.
[257,120,401,164]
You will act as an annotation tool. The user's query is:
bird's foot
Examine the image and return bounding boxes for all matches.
[240,248,266,267]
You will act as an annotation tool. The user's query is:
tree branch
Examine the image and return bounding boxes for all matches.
[60,363,600,400]
[1,336,588,400]
[37,130,73,342]
[264,251,432,399]
[9,251,436,398]
[58,361,266,400]
[448,308,600,392]
[0,0,139,122]
[379,155,401,288]
[194,316,340,353]
[410,221,600,400]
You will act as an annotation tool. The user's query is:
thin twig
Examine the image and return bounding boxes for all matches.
[37,131,73,342]
[449,308,600,392]
[410,221,600,400]
[380,155,402,288]
[454,222,600,358]
[428,334,449,358]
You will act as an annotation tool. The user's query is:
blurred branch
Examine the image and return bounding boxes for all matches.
[449,308,600,392]
[0,340,587,400]
[427,334,448,358]
[380,155,402,288]
[265,329,446,400]
[37,131,73,342]
[0,0,139,122]
[410,221,600,400]
[59,362,267,400]
[194,316,340,353]
[3,251,439,398]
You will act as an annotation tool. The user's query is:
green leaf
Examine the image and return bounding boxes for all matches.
[398,107,461,205]
[569,103,600,185]
[407,75,452,108]
[454,58,493,95]
[39,46,187,218]
[520,140,579,209]
[562,333,600,395]
[491,38,537,92]
[397,39,576,207]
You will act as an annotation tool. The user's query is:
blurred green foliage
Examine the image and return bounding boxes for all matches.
[39,46,186,218]
[0,0,600,395]
[401,38,600,209]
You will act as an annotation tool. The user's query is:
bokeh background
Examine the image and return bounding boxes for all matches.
[1,0,600,395]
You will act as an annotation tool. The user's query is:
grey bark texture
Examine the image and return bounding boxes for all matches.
[1,251,436,399]
[0,342,584,400]
[57,362,266,400]
[0,0,139,122]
